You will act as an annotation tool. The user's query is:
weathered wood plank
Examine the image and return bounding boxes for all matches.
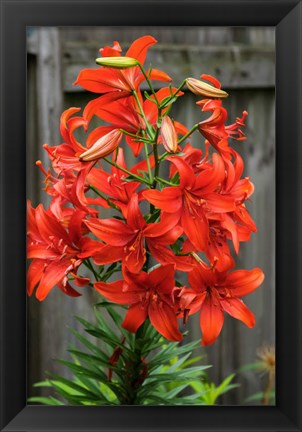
[63,43,275,92]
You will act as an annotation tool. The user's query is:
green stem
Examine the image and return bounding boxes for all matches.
[103,157,151,186]
[138,64,160,105]
[120,129,153,144]
[158,151,169,162]
[123,320,151,404]
[178,123,199,145]
[83,259,99,282]
[159,79,187,109]
[154,176,175,187]
[151,134,160,187]
[89,185,121,212]
[132,90,154,138]
[144,141,153,183]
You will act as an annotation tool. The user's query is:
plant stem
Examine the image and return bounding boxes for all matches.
[178,123,199,145]
[159,80,187,109]
[123,320,150,404]
[89,185,121,211]
[120,129,153,144]
[262,371,275,406]
[103,157,151,186]
[132,90,154,138]
[83,259,100,282]
[138,64,160,105]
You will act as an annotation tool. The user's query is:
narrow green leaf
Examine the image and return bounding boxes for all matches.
[28,396,64,406]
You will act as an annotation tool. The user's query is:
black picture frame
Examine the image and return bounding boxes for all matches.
[0,1,301,431]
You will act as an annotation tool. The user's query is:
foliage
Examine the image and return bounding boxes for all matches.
[239,345,275,405]
[29,304,207,405]
[28,304,238,406]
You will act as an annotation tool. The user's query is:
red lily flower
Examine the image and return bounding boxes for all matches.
[44,107,123,208]
[197,98,248,159]
[74,36,172,96]
[94,264,183,341]
[27,201,101,301]
[143,155,235,252]
[218,150,257,252]
[169,143,205,178]
[178,261,264,345]
[35,160,106,216]
[84,194,188,273]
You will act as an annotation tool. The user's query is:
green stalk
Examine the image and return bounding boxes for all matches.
[120,129,153,144]
[178,123,199,145]
[132,90,154,138]
[103,157,151,186]
[89,185,121,212]
[83,260,99,282]
[122,320,151,404]
[144,141,153,183]
[138,64,160,106]
[154,176,175,187]
[159,79,187,109]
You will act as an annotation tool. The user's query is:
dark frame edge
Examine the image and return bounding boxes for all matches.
[1,0,301,431]
[275,0,302,429]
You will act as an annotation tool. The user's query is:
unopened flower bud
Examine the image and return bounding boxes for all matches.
[79,129,123,162]
[161,116,178,153]
[95,56,139,69]
[186,77,228,99]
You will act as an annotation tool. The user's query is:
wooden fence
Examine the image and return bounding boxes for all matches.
[27,27,275,404]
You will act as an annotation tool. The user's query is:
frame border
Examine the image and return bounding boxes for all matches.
[1,1,301,431]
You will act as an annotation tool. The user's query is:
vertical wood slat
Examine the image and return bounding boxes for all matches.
[27,28,96,396]
[27,27,275,404]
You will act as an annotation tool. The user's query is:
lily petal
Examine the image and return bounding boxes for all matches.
[149,301,183,342]
[122,303,148,333]
[225,268,265,297]
[200,291,225,346]
[220,297,256,328]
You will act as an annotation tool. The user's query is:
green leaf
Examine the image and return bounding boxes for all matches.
[68,328,109,362]
[238,362,265,373]
[47,374,101,400]
[28,396,64,406]
[245,390,275,403]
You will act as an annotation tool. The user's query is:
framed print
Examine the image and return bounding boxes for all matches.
[0,1,301,431]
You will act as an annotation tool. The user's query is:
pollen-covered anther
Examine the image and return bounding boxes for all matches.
[211,257,219,270]
[151,293,159,302]
[183,308,190,325]
[196,198,206,206]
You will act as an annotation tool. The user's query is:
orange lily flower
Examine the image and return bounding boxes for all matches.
[143,155,235,252]
[27,202,101,301]
[74,36,172,96]
[94,264,183,342]
[178,261,264,345]
[84,194,191,273]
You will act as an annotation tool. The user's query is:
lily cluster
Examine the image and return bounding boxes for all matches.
[27,35,264,346]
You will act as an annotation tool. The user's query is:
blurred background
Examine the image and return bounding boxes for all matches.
[27,26,275,404]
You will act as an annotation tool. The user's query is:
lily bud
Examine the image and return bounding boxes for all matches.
[186,77,228,99]
[161,116,178,153]
[79,129,123,162]
[95,56,139,69]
